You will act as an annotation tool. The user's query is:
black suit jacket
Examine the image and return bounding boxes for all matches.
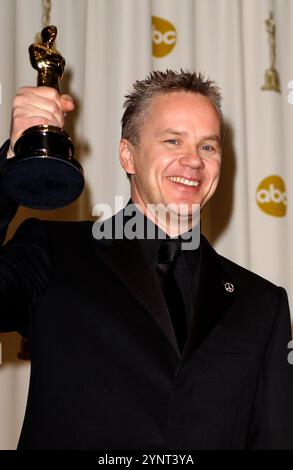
[0,160,293,450]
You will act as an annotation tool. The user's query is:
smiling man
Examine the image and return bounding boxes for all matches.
[0,70,293,450]
[119,73,222,234]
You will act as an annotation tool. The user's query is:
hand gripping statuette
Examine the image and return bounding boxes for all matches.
[2,25,84,209]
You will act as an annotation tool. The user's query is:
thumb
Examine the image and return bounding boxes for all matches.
[61,94,75,112]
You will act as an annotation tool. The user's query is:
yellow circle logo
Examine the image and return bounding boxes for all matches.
[256,175,287,217]
[152,16,177,58]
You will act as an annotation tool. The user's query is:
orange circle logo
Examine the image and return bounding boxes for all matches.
[256,175,287,217]
[152,16,177,58]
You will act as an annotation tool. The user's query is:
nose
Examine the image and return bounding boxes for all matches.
[178,151,204,169]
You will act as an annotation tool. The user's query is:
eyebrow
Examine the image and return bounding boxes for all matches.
[156,129,188,137]
[200,135,221,144]
[156,128,221,143]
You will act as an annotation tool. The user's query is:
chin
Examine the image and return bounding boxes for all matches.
[171,194,202,207]
[163,200,201,216]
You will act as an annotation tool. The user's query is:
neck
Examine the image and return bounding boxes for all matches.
[130,198,200,238]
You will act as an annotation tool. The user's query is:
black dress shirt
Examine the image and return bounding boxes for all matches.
[132,203,202,331]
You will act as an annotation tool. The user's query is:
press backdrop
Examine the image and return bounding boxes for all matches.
[0,0,292,449]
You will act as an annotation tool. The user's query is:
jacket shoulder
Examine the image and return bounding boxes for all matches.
[217,250,281,293]
[201,235,281,293]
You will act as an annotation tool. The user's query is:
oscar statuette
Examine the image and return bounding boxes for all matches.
[261,12,281,93]
[1,25,84,210]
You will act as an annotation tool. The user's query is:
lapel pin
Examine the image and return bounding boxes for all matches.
[224,282,234,293]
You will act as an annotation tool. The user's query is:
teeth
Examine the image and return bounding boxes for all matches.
[168,176,200,187]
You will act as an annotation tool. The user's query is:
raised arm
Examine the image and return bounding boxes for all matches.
[0,86,74,335]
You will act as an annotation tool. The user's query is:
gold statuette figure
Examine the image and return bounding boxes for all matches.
[261,11,281,93]
[29,25,65,91]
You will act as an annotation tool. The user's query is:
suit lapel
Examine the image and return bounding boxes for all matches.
[92,210,236,361]
[182,235,237,362]
[92,212,180,357]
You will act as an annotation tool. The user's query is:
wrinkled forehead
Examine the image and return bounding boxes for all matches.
[140,91,222,136]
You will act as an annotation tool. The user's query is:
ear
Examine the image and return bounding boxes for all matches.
[119,139,135,176]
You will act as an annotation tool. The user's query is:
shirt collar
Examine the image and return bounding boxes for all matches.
[126,199,201,273]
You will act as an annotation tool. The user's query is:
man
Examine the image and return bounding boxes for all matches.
[0,70,292,449]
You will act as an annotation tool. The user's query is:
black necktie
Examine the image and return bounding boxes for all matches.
[155,240,187,352]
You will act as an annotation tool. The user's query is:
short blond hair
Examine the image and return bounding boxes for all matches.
[121,69,223,145]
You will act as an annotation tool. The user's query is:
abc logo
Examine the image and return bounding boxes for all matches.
[256,175,287,217]
[152,16,177,58]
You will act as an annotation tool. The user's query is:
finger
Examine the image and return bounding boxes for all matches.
[13,104,64,128]
[14,92,63,117]
[17,86,62,104]
[13,96,64,128]
[15,87,63,115]
[61,94,75,112]
[12,105,63,137]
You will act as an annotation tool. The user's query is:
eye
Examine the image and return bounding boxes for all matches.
[164,139,179,145]
[201,144,215,152]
